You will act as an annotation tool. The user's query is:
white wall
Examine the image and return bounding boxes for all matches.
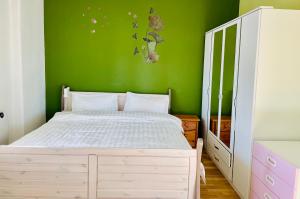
[0,0,45,144]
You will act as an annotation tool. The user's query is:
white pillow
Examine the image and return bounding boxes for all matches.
[72,93,118,112]
[124,92,169,113]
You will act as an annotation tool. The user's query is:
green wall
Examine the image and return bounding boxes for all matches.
[45,0,239,119]
[240,0,300,15]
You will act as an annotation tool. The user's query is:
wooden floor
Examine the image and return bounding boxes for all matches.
[200,150,240,199]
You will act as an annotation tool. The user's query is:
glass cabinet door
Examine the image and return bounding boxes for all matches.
[220,24,238,149]
[209,30,223,137]
[209,21,240,151]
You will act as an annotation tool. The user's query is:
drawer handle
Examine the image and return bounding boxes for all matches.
[214,145,219,150]
[263,193,272,199]
[266,156,277,168]
[214,156,220,162]
[265,175,275,186]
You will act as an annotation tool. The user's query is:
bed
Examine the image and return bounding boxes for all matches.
[0,87,203,199]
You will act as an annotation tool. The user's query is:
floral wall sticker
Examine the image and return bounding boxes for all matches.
[129,7,164,64]
[82,5,109,34]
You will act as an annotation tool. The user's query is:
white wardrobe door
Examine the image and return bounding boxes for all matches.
[201,32,213,148]
[20,0,46,135]
[233,10,261,198]
[0,0,10,144]
[0,0,45,143]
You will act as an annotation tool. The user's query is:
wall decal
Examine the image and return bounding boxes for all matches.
[134,47,139,56]
[82,5,109,34]
[132,33,138,40]
[129,7,164,63]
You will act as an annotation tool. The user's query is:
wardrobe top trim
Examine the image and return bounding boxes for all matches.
[206,6,273,34]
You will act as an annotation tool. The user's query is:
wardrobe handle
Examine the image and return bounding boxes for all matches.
[233,97,237,107]
[0,112,4,119]
[207,87,210,95]
[214,156,220,162]
[218,93,223,100]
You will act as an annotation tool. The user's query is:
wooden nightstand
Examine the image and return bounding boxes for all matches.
[174,115,200,148]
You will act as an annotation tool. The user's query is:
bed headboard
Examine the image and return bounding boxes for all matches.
[61,85,172,113]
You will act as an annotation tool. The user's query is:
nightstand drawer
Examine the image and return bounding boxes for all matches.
[184,131,196,141]
[182,121,197,131]
[184,131,196,148]
[174,115,199,148]
[188,140,196,148]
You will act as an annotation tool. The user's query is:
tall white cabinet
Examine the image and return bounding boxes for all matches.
[201,7,300,198]
[0,0,45,144]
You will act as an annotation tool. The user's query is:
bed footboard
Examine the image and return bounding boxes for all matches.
[0,140,203,199]
[97,150,195,199]
[0,152,90,199]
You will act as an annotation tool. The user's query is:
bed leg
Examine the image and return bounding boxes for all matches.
[196,138,204,199]
[188,155,197,199]
[88,155,98,199]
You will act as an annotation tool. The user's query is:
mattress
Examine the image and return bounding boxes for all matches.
[12,111,191,149]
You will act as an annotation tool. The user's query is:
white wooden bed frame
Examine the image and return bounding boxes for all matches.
[0,142,203,199]
[0,87,203,199]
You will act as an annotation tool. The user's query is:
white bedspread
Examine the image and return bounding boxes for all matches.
[12,111,191,149]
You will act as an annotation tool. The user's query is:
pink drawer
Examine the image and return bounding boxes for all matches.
[253,142,297,187]
[251,174,279,199]
[250,190,260,199]
[252,157,294,198]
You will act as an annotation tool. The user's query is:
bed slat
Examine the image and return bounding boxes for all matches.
[99,173,188,182]
[0,154,87,164]
[98,189,187,199]
[99,156,189,166]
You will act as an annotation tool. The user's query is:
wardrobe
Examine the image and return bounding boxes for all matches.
[201,7,300,198]
[0,0,45,144]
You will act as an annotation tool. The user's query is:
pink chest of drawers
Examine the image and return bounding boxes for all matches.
[251,141,300,199]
